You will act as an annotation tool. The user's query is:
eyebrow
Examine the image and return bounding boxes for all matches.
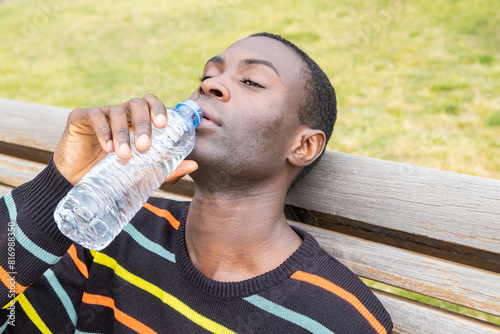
[204,56,281,78]
[205,56,224,67]
[239,58,281,78]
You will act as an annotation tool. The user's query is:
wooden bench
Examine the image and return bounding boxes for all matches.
[1,97,499,333]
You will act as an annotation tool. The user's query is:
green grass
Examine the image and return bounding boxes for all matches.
[1,0,499,326]
[361,278,500,326]
[0,0,499,180]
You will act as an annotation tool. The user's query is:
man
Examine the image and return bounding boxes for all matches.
[0,33,393,333]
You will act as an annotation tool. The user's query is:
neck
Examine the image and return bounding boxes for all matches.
[185,185,302,282]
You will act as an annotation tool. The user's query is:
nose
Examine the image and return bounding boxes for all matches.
[198,76,230,101]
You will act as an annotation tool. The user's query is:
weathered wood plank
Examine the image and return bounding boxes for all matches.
[0,154,191,201]
[0,98,70,152]
[5,149,495,316]
[0,153,47,187]
[3,154,495,316]
[2,99,498,255]
[286,152,500,255]
[3,98,500,333]
[289,221,500,317]
[151,188,193,202]
[374,289,500,334]
[0,184,13,197]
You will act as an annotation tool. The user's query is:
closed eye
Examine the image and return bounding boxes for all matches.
[241,78,263,88]
[199,74,212,82]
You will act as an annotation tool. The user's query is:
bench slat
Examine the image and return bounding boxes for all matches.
[4,153,498,317]
[0,154,46,187]
[0,154,192,201]
[374,290,500,334]
[2,98,498,255]
[291,222,500,317]
[287,151,500,255]
[0,98,69,152]
[2,98,499,331]
[0,184,13,197]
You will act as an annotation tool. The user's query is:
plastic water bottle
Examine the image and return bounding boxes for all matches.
[54,100,202,250]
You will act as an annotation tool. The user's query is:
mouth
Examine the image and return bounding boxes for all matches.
[196,102,221,127]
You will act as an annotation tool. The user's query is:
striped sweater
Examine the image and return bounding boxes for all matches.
[0,160,393,333]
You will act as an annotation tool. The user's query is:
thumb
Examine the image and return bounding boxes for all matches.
[163,160,198,184]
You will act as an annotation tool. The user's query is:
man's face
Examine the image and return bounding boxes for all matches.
[188,36,305,189]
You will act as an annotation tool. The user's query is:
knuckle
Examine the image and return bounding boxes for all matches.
[114,128,130,138]
[108,105,125,115]
[97,124,111,136]
[68,108,83,121]
[135,118,152,128]
[87,107,103,118]
[129,97,146,106]
[142,93,155,99]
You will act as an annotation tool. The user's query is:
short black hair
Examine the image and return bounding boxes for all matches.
[249,32,337,186]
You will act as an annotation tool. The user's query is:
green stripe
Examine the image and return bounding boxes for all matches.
[122,224,176,263]
[43,268,77,326]
[243,295,335,334]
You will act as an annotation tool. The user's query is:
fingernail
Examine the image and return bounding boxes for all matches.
[106,140,114,152]
[119,143,130,155]
[157,114,167,126]
[137,134,149,147]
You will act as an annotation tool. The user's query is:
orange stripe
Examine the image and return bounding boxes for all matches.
[291,271,387,334]
[143,203,180,229]
[67,244,89,279]
[0,264,27,294]
[82,292,157,334]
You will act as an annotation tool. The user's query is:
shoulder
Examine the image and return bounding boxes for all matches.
[131,196,190,233]
[145,196,191,217]
[287,228,394,333]
[135,196,190,228]
[104,197,190,256]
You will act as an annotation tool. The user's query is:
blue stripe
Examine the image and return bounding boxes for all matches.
[15,224,62,264]
[243,295,335,334]
[0,316,11,332]
[4,191,62,264]
[75,330,100,334]
[122,223,176,263]
[4,192,17,222]
[43,268,77,326]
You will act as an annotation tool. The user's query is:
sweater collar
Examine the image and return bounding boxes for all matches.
[175,206,320,299]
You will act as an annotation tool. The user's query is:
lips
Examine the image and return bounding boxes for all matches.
[196,101,222,127]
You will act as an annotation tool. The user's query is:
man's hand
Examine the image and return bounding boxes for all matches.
[53,94,197,185]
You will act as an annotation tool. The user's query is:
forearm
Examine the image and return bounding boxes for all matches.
[0,158,73,307]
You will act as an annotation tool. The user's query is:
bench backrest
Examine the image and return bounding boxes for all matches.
[1,98,499,333]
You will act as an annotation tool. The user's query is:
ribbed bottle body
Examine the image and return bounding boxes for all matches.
[54,101,201,250]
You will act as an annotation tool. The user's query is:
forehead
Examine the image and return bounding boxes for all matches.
[213,37,304,83]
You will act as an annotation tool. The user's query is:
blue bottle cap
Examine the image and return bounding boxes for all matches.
[175,100,203,127]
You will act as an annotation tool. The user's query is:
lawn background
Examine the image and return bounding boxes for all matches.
[1,0,499,325]
[1,0,499,180]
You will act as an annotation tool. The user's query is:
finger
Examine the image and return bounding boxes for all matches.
[127,97,152,152]
[143,93,167,128]
[108,105,132,159]
[84,107,114,153]
[163,160,198,184]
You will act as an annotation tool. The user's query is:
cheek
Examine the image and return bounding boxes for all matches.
[224,102,291,153]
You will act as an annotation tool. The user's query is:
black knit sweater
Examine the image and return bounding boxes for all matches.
[0,160,393,333]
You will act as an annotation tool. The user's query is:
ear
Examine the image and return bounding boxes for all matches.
[287,126,326,168]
